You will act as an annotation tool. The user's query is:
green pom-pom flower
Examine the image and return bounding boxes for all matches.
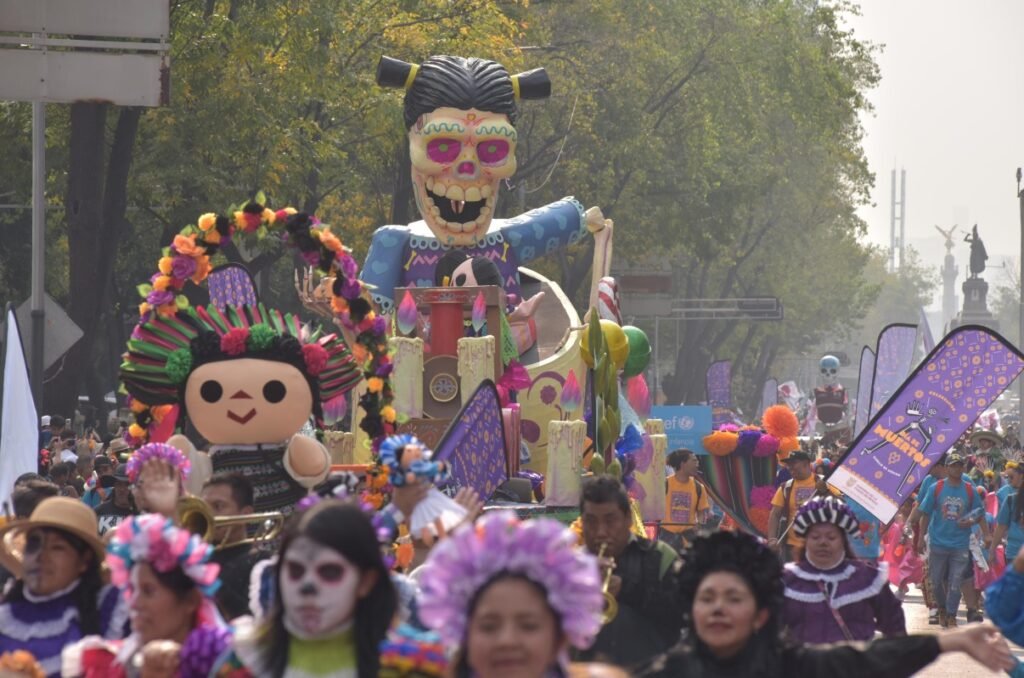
[166,348,193,384]
[248,323,278,351]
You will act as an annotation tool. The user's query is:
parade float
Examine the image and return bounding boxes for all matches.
[117,53,662,526]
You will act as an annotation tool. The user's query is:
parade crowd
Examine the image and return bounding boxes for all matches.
[0,416,1019,678]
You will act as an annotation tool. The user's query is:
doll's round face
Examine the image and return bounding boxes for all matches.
[184,358,313,445]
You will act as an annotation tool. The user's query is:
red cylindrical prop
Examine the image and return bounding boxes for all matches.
[429,301,463,356]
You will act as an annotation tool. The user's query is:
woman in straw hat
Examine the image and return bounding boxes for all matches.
[0,497,128,677]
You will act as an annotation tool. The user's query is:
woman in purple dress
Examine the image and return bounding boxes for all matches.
[782,497,906,643]
[0,497,127,677]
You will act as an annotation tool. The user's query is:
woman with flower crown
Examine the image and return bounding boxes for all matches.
[416,511,604,678]
[60,514,225,678]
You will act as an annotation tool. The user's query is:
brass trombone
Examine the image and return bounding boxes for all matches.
[177,496,284,550]
[597,543,619,624]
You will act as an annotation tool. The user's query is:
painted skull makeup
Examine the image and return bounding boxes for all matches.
[410,107,517,246]
[281,536,361,639]
[819,355,840,385]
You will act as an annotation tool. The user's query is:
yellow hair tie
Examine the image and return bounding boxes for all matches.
[511,74,521,100]
[403,63,419,91]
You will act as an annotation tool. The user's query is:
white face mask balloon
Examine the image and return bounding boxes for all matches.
[280,536,361,639]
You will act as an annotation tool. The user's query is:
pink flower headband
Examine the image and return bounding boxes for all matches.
[107,514,220,599]
[125,442,191,484]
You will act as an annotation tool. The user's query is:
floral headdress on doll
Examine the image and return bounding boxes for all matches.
[125,442,191,484]
[107,514,220,602]
[122,193,392,447]
[119,302,359,445]
[417,511,603,649]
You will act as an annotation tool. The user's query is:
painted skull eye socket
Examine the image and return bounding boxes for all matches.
[426,138,462,164]
[263,380,286,403]
[200,380,223,403]
[316,563,345,583]
[477,139,510,165]
[286,561,306,581]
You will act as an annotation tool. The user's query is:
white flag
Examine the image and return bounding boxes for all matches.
[0,309,39,510]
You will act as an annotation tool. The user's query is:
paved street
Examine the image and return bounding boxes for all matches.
[901,587,1024,676]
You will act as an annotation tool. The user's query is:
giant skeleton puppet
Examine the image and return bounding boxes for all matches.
[813,354,848,430]
[362,55,610,352]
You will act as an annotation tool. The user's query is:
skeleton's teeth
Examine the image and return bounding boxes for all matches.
[426,176,435,191]
[445,185,464,200]
[429,205,441,216]
[465,186,482,202]
[480,185,492,199]
[479,205,492,216]
[446,221,465,233]
[432,182,447,197]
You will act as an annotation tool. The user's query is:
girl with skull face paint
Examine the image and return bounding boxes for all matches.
[218,500,397,678]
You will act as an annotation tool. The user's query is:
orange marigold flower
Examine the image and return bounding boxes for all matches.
[197,213,217,231]
[130,399,148,414]
[139,302,151,316]
[129,423,146,439]
[151,405,174,423]
[331,296,349,314]
[152,276,172,291]
[156,303,178,318]
[262,207,276,224]
[158,257,173,275]
[381,405,397,423]
[367,377,384,393]
[319,229,343,253]
[351,343,368,363]
[203,229,222,245]
[191,255,212,284]
[172,234,204,257]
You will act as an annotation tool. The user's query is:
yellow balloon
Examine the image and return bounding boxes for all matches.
[581,319,629,369]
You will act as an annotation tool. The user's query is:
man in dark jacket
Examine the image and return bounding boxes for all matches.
[575,475,682,668]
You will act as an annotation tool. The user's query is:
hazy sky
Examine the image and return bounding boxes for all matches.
[844,1,1024,311]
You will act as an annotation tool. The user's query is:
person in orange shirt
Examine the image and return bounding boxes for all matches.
[662,449,710,551]
[768,450,830,561]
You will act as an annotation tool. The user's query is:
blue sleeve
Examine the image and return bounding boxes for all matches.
[918,486,936,515]
[359,225,412,313]
[500,197,586,265]
[998,497,1013,527]
[985,568,1024,646]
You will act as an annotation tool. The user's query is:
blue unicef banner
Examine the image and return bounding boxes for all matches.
[830,326,1024,524]
[652,405,713,454]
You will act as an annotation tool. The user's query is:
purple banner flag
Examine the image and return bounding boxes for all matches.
[854,347,875,435]
[870,323,917,418]
[761,377,778,414]
[706,360,733,426]
[829,326,1024,523]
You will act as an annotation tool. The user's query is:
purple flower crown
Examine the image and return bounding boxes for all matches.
[792,496,859,537]
[417,512,603,649]
[126,442,190,484]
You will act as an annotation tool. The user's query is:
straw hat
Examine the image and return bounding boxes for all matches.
[970,430,1004,449]
[0,497,105,578]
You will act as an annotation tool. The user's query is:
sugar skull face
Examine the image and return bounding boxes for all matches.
[410,107,517,246]
[183,358,313,445]
[819,355,840,384]
[281,536,365,638]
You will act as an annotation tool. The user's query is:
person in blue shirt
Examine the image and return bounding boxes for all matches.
[79,456,113,509]
[991,464,1023,563]
[985,548,1024,678]
[912,457,947,625]
[916,453,990,628]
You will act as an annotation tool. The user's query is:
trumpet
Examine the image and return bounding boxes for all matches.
[177,496,284,550]
[596,543,619,625]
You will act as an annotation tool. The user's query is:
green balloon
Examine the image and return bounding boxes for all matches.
[622,326,651,378]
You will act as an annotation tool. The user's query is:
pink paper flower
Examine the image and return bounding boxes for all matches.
[220,327,250,356]
[302,343,329,375]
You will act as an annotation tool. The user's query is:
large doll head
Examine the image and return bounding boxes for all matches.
[377,55,551,246]
[120,303,358,446]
